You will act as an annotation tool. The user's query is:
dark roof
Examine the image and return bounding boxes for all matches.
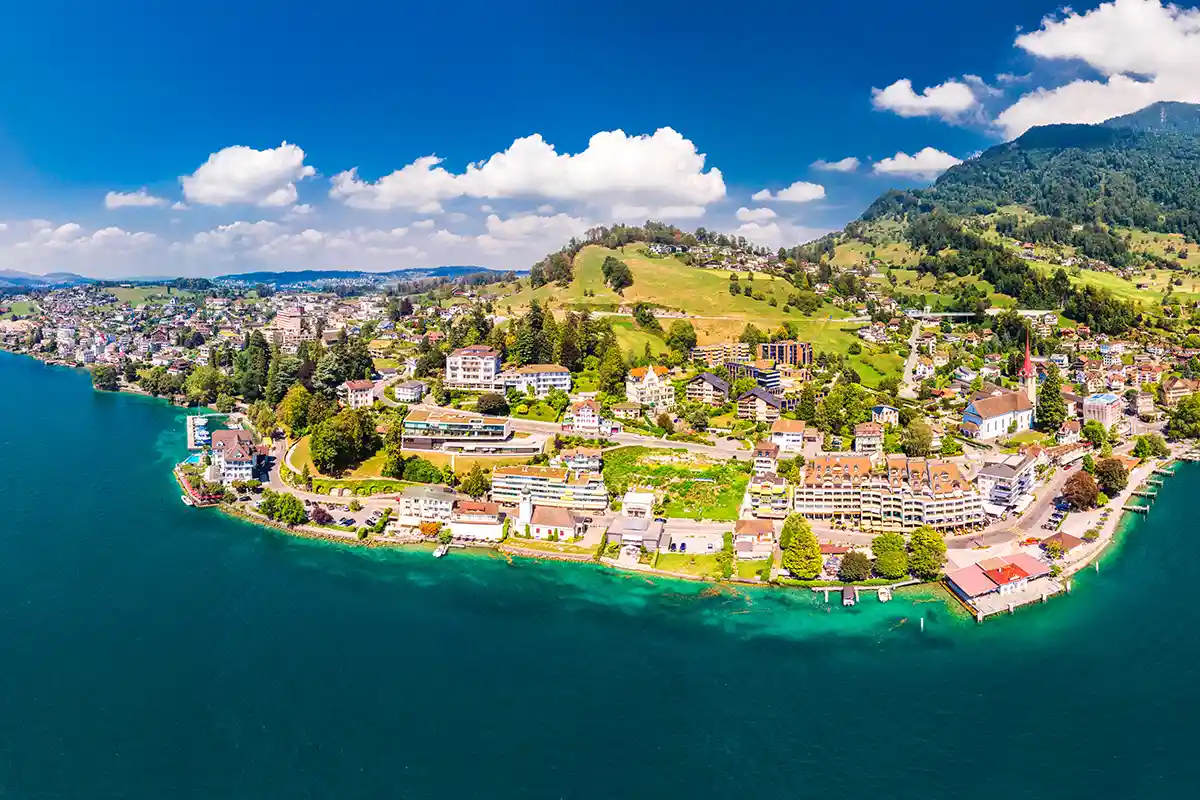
[691,372,730,394]
[738,387,782,408]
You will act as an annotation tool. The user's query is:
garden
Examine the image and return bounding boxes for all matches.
[602,446,750,522]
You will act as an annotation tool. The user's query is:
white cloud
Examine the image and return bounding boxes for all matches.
[181,142,315,207]
[872,148,962,180]
[329,127,725,213]
[432,229,465,245]
[479,204,494,213]
[995,0,1200,137]
[171,201,189,211]
[412,219,435,229]
[811,157,860,173]
[735,207,777,222]
[536,204,555,214]
[105,188,167,209]
[751,181,825,203]
[871,78,979,120]
[191,220,281,249]
[734,220,832,250]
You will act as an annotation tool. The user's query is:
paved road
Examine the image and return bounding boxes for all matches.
[407,402,751,460]
[898,322,925,400]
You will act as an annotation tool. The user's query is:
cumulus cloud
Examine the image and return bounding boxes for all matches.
[995,0,1200,137]
[811,157,860,173]
[751,181,825,203]
[329,128,725,214]
[171,201,188,211]
[734,221,833,250]
[191,220,282,249]
[181,142,315,207]
[412,219,435,230]
[105,188,167,209]
[872,148,962,180]
[735,207,777,223]
[872,78,979,120]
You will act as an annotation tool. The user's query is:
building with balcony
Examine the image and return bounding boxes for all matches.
[690,341,750,367]
[491,465,609,512]
[793,455,983,532]
[626,365,674,411]
[758,340,812,366]
[746,472,792,519]
[974,453,1037,514]
[685,372,730,406]
[445,345,503,392]
[502,364,571,398]
[401,408,509,448]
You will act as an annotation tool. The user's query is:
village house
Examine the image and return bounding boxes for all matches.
[770,418,807,453]
[555,447,602,473]
[1162,376,1200,406]
[733,518,776,561]
[397,485,458,523]
[392,380,427,403]
[871,405,899,426]
[561,399,618,438]
[1056,420,1081,444]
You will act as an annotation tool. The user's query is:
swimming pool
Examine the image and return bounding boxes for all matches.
[183,454,202,465]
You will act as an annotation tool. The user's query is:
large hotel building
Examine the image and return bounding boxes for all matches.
[793,455,984,532]
[491,465,609,512]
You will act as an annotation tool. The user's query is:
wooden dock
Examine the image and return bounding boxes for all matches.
[1131,490,1157,498]
[1122,504,1149,514]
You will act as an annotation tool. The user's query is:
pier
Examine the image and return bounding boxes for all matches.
[1122,504,1150,514]
[1131,490,1157,498]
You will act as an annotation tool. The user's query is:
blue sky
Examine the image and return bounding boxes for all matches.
[0,0,1197,277]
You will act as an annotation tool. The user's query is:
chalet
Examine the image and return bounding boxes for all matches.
[685,372,731,406]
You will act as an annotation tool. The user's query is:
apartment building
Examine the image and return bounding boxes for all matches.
[746,472,792,519]
[1162,376,1200,406]
[445,345,502,392]
[758,340,812,366]
[685,372,731,406]
[690,341,751,368]
[491,465,609,512]
[561,399,619,438]
[974,453,1037,513]
[770,418,808,453]
[737,388,782,423]
[341,379,375,409]
[793,455,983,532]
[725,359,781,392]
[1083,393,1123,427]
[397,485,458,522]
[503,364,571,398]
[752,441,779,474]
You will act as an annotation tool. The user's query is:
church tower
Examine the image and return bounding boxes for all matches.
[1018,329,1037,410]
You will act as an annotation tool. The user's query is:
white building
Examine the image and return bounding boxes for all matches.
[491,465,608,512]
[342,379,375,409]
[445,345,502,392]
[209,429,259,485]
[625,365,674,411]
[503,364,571,398]
[974,453,1037,515]
[561,399,618,438]
[396,485,458,523]
[392,380,427,403]
[960,390,1034,440]
[770,418,808,453]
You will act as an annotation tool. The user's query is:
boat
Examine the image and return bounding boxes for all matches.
[433,544,449,558]
[181,494,195,507]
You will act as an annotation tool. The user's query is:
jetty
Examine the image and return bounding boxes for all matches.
[1122,504,1150,514]
[186,413,229,450]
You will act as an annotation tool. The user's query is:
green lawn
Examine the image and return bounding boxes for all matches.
[653,552,723,578]
[603,446,749,522]
[106,285,201,306]
[504,538,596,556]
[610,319,669,357]
[291,435,537,480]
[737,559,771,579]
[1,300,36,318]
[510,401,559,422]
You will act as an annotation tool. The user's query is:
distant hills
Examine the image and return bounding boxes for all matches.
[863,101,1200,240]
[214,265,510,286]
[0,270,94,290]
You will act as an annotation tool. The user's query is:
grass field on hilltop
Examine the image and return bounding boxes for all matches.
[832,239,920,268]
[1026,260,1198,307]
[496,244,847,331]
[1,300,36,319]
[106,285,201,306]
[611,319,669,356]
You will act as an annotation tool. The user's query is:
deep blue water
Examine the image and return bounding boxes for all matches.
[1,349,1198,799]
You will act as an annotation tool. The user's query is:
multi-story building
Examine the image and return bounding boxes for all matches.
[690,342,751,368]
[770,418,807,453]
[871,404,900,426]
[209,429,260,485]
[561,399,619,437]
[402,408,509,448]
[1083,393,1123,427]
[626,365,674,411]
[752,440,779,474]
[445,345,502,392]
[685,372,730,406]
[397,485,458,522]
[746,472,792,519]
[725,359,780,392]
[974,453,1037,513]
[392,380,427,403]
[1162,377,1199,406]
[793,455,983,532]
[737,388,782,423]
[555,447,602,473]
[275,307,305,341]
[758,340,813,366]
[341,379,375,409]
[491,465,608,512]
[503,364,571,398]
[854,422,883,454]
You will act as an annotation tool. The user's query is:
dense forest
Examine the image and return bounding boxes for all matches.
[863,102,1200,242]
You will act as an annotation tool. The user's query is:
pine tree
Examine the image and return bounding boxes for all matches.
[1036,364,1067,432]
[781,515,822,579]
[598,345,627,394]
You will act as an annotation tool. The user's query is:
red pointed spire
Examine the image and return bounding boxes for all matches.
[1018,328,1035,379]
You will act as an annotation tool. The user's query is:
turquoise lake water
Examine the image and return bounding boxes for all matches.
[1,348,1198,798]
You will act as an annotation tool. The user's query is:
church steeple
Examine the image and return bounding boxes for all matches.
[1019,328,1037,407]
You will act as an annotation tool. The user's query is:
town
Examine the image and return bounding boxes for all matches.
[3,223,1198,621]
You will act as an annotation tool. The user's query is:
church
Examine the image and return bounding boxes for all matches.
[960,335,1037,441]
